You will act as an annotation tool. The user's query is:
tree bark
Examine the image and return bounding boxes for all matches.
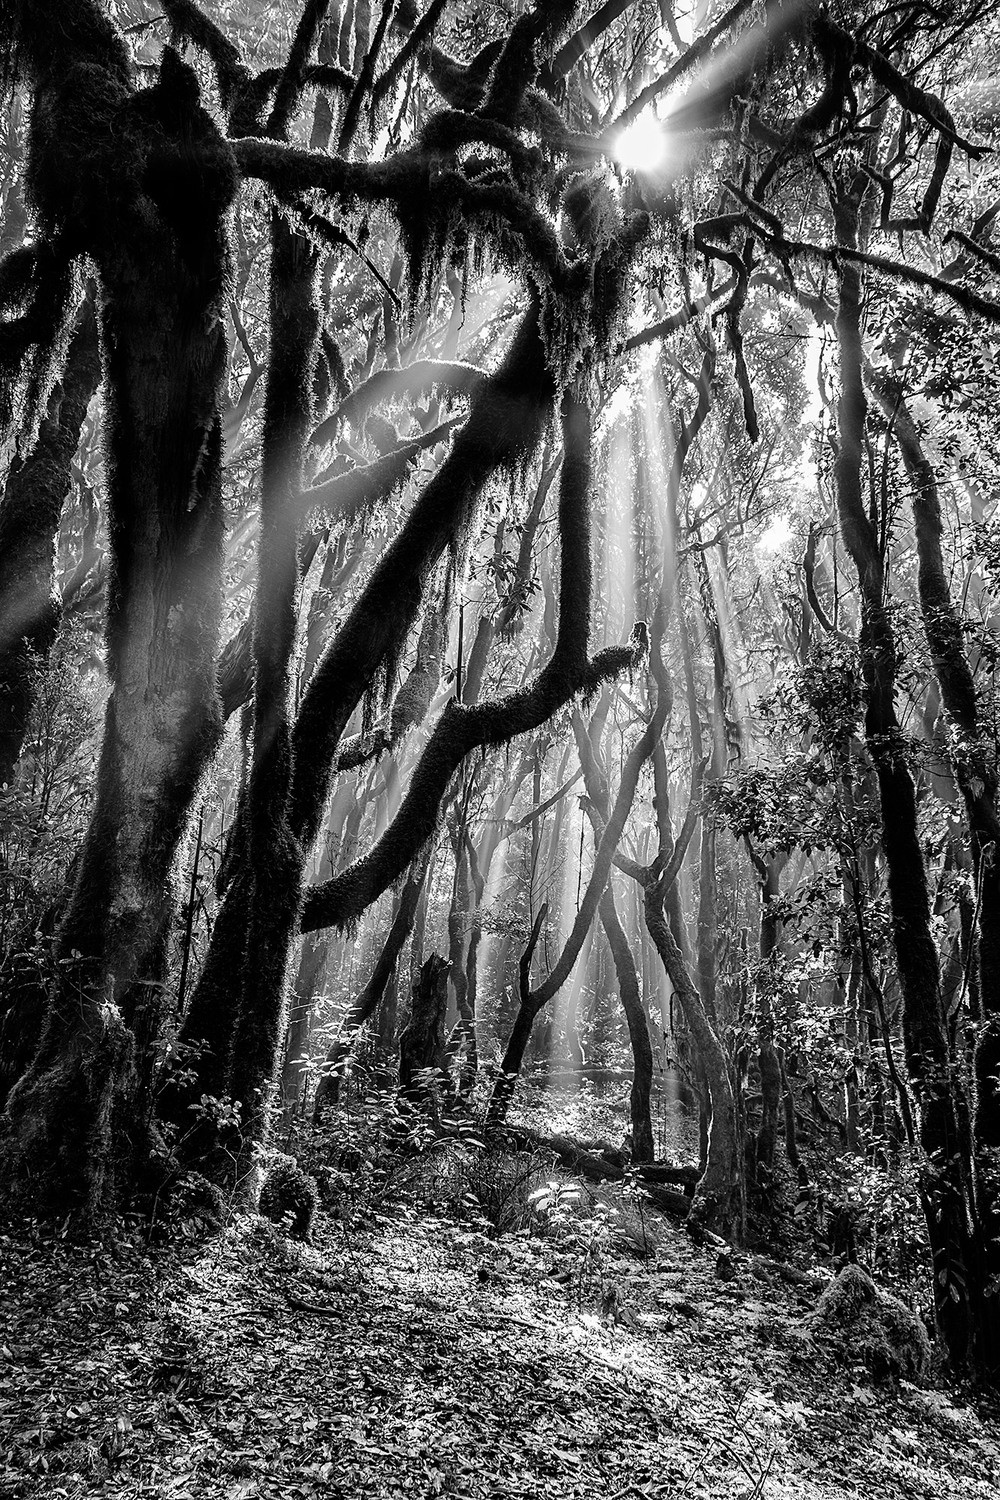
[313,841,431,1118]
[867,366,1000,1272]
[281,931,328,1119]
[644,883,741,1232]
[600,882,655,1162]
[832,184,992,1374]
[0,26,236,1222]
[179,304,557,1122]
[0,295,100,787]
[751,851,786,1183]
[399,953,450,1096]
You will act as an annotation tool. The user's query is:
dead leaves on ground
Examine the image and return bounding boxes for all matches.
[1,1207,999,1500]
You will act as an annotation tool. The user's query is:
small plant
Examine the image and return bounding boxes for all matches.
[528,1179,619,1310]
[528,1178,582,1226]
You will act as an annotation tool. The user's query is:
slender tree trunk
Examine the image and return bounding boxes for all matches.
[600,882,654,1162]
[752,852,786,1183]
[572,701,656,1162]
[644,884,740,1233]
[832,185,992,1374]
[447,832,478,1085]
[281,931,328,1118]
[868,366,1000,1289]
[313,842,431,1117]
[399,954,450,1096]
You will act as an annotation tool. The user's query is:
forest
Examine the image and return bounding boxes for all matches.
[3,0,1000,1494]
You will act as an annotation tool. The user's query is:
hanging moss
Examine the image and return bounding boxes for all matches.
[0,241,78,461]
[424,41,506,112]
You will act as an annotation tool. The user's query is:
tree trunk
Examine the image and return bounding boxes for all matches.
[447,831,479,1088]
[182,304,556,1125]
[831,184,993,1375]
[0,295,100,787]
[572,700,656,1163]
[600,882,654,1162]
[644,883,741,1234]
[281,931,328,1119]
[399,953,450,1096]
[868,365,1000,1296]
[313,842,431,1118]
[0,35,236,1223]
[752,852,786,1183]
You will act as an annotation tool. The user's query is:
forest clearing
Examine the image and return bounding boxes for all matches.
[5,0,1000,1491]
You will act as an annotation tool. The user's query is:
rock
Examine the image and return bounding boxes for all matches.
[804,1264,931,1382]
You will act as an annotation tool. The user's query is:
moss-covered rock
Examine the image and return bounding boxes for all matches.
[258,1156,318,1242]
[804,1264,931,1382]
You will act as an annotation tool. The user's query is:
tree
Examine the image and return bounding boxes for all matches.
[3,0,1000,1382]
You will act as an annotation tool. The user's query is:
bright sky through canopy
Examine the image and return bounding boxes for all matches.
[758,514,795,553]
[614,114,668,173]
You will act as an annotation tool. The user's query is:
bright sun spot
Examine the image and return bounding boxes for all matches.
[758,514,795,553]
[614,115,668,173]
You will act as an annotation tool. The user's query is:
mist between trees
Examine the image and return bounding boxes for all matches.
[2,0,1000,1390]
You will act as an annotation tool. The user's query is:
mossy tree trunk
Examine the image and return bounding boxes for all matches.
[0,295,100,788]
[180,305,557,1141]
[0,14,236,1223]
[868,365,1000,1300]
[193,205,320,1175]
[166,7,340,1174]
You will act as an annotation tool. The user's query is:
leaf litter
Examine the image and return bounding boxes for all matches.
[1,1192,998,1500]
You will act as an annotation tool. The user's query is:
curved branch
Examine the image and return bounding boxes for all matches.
[300,392,646,931]
[606,0,757,135]
[743,216,1000,324]
[530,690,665,1008]
[232,138,575,291]
[288,304,557,853]
[803,525,853,643]
[303,418,461,520]
[160,0,249,107]
[311,360,484,446]
[624,280,734,351]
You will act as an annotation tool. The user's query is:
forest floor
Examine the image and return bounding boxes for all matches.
[3,1144,1000,1500]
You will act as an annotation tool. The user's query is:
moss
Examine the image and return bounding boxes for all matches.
[805,1264,932,1382]
[0,292,101,783]
[0,243,79,459]
[258,1154,319,1241]
[158,1171,227,1236]
[0,1009,140,1230]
